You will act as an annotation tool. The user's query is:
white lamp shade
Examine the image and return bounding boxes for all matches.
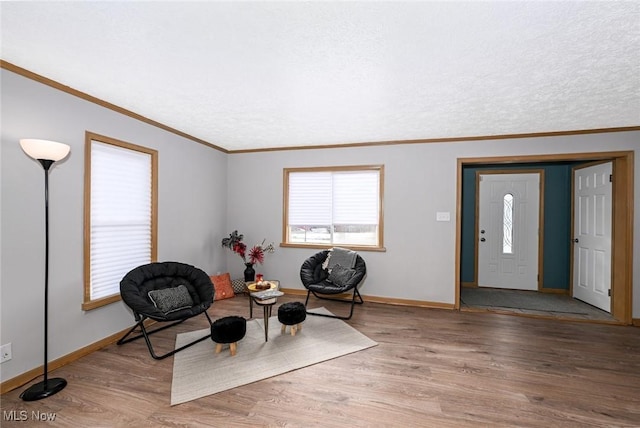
[20,139,71,162]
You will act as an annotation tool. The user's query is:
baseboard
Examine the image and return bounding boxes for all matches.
[633,318,640,327]
[461,282,477,288]
[0,320,154,395]
[281,288,308,296]
[363,295,455,309]
[280,288,456,310]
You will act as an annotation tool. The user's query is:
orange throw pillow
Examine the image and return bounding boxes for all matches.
[210,273,235,300]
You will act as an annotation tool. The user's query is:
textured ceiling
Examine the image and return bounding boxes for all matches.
[1,2,639,151]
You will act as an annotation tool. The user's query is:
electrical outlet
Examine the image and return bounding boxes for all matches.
[0,343,12,363]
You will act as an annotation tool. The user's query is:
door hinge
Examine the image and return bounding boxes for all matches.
[609,174,613,183]
[608,289,611,297]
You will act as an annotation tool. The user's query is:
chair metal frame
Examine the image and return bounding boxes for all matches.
[117,310,213,360]
[304,287,364,320]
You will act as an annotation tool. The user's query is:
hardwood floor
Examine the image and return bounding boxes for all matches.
[2,294,640,427]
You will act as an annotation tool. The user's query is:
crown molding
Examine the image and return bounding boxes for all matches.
[1,60,228,153]
[3,60,638,154]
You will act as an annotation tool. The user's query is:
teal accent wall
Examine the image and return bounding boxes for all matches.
[460,163,576,290]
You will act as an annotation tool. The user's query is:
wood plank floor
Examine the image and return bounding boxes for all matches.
[2,294,640,427]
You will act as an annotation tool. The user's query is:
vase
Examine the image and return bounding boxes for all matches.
[244,263,255,282]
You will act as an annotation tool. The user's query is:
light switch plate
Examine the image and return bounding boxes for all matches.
[436,211,451,222]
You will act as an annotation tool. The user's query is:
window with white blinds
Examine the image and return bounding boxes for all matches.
[284,165,384,249]
[83,133,157,310]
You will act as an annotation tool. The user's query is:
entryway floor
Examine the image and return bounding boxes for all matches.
[460,287,616,322]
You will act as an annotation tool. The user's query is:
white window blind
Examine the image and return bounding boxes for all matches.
[286,167,382,247]
[289,172,332,225]
[89,140,152,301]
[333,171,379,224]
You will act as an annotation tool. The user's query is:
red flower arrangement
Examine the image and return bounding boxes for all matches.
[222,230,274,266]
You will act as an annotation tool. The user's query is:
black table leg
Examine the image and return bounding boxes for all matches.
[263,305,269,342]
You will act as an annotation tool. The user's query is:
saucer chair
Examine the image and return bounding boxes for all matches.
[117,261,214,360]
[300,249,366,320]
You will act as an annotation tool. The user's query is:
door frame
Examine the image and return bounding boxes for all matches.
[475,169,545,291]
[456,151,634,324]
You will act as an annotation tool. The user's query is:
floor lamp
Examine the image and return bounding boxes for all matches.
[19,139,70,401]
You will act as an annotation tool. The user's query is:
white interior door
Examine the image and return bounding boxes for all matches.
[572,162,612,312]
[478,173,540,290]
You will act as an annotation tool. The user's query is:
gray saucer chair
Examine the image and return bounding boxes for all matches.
[117,261,214,360]
[300,249,366,320]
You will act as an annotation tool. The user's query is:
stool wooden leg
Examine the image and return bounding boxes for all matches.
[291,325,297,336]
[297,323,302,332]
[230,342,237,356]
[215,343,222,354]
[281,324,286,334]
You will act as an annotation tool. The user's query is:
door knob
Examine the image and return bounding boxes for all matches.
[480,230,485,234]
[572,238,579,243]
[480,238,486,242]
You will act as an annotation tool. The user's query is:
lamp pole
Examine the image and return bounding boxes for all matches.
[19,140,69,401]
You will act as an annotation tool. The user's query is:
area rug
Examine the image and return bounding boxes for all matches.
[171,307,377,405]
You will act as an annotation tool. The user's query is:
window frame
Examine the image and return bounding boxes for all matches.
[281,164,385,252]
[82,131,158,311]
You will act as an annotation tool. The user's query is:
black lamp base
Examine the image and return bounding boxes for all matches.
[19,378,67,401]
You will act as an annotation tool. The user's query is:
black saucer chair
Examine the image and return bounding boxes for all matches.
[117,261,214,360]
[300,249,366,320]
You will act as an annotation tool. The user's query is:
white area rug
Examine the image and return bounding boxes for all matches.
[171,307,377,405]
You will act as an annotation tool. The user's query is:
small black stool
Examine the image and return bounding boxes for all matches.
[278,302,306,336]
[211,316,246,356]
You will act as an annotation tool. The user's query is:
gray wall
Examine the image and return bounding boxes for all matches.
[2,67,639,385]
[226,135,639,315]
[0,69,228,382]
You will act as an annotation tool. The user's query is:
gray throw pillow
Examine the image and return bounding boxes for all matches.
[231,278,247,294]
[328,264,357,286]
[148,285,194,314]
